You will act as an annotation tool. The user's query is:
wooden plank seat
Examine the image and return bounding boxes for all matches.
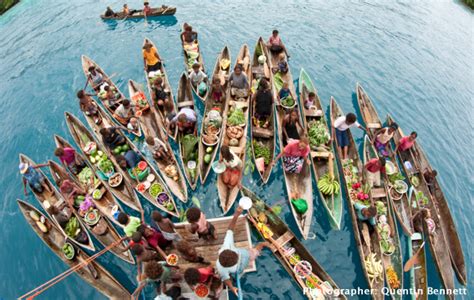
[371,187,386,198]
[367,122,381,129]
[252,127,273,138]
[177,100,194,108]
[311,151,330,159]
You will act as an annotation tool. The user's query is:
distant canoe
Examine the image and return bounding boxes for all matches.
[100,6,176,20]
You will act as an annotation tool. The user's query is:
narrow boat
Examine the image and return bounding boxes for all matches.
[299,69,343,230]
[128,79,188,202]
[53,134,130,220]
[175,72,200,189]
[19,154,95,252]
[66,112,179,217]
[64,113,141,212]
[48,160,134,264]
[241,187,346,300]
[180,23,208,102]
[80,55,142,135]
[356,83,412,236]
[268,48,313,239]
[100,6,176,20]
[198,46,231,184]
[330,97,384,299]
[388,115,456,294]
[17,200,131,299]
[217,44,251,213]
[248,37,275,184]
[143,38,178,140]
[363,135,403,300]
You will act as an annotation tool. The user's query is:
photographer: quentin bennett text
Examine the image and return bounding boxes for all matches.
[303,287,468,297]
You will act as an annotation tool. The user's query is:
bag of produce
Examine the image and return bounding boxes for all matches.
[291,198,308,214]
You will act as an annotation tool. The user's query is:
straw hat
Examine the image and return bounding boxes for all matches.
[19,162,28,174]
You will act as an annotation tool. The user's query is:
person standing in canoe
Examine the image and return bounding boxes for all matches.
[189,63,208,95]
[229,65,249,98]
[216,206,270,296]
[143,42,162,73]
[282,109,302,145]
[332,113,366,160]
[272,137,310,174]
[266,29,289,57]
[373,123,398,157]
[20,162,51,194]
[54,146,85,174]
[77,90,102,124]
[365,157,386,187]
[219,145,243,189]
[87,66,105,90]
[252,78,272,128]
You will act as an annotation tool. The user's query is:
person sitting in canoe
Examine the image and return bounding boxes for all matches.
[87,66,105,90]
[122,4,138,16]
[145,136,171,161]
[332,113,366,160]
[184,267,223,299]
[113,99,135,125]
[354,202,377,233]
[59,179,84,207]
[216,206,270,296]
[143,2,152,17]
[117,212,143,237]
[189,63,208,95]
[181,23,198,45]
[186,207,217,240]
[373,123,398,157]
[77,90,102,124]
[151,211,182,242]
[364,157,386,187]
[143,42,162,73]
[104,6,118,18]
[395,131,417,154]
[176,240,209,263]
[46,204,90,244]
[103,85,120,109]
[272,137,311,174]
[151,77,170,110]
[229,65,249,99]
[219,145,243,189]
[277,81,294,106]
[211,76,224,102]
[134,260,182,297]
[99,127,126,149]
[54,145,86,174]
[252,78,272,128]
[304,91,316,110]
[273,52,288,74]
[267,29,289,57]
[423,170,437,194]
[168,107,197,134]
[127,117,142,138]
[116,150,141,171]
[20,162,51,194]
[282,109,302,145]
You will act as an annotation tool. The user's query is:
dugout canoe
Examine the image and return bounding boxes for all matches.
[128,79,188,202]
[19,154,95,252]
[143,38,178,140]
[249,37,275,184]
[241,187,346,300]
[100,6,176,20]
[363,135,403,300]
[330,97,384,299]
[198,46,231,184]
[356,83,413,236]
[48,160,134,264]
[268,47,313,239]
[17,200,131,299]
[299,69,343,230]
[175,72,200,190]
[217,44,251,213]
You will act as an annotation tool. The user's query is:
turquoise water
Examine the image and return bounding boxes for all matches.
[1,0,472,299]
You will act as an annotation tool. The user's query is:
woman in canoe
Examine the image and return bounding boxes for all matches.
[113,99,135,125]
[54,145,86,175]
[77,90,101,125]
[395,131,417,155]
[189,63,208,94]
[373,123,398,156]
[282,109,302,145]
[266,29,289,57]
[219,145,243,189]
[365,157,386,187]
[181,23,197,45]
[332,112,366,160]
[143,42,162,73]
[252,78,272,128]
[229,65,249,98]
[87,66,105,90]
[272,137,310,174]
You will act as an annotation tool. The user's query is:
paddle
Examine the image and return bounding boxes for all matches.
[404,241,425,272]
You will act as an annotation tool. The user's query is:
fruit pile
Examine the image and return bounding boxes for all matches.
[365,253,383,285]
[317,173,340,195]
[386,266,400,289]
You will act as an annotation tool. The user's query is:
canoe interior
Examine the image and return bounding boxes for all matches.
[101,7,176,20]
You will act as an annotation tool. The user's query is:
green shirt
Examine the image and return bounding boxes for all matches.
[124,216,141,237]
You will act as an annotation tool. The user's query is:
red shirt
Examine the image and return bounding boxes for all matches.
[283,140,310,158]
[365,158,386,173]
[128,239,144,248]
[146,228,168,248]
[143,6,151,15]
[398,136,414,151]
[269,35,281,46]
[60,147,76,165]
[198,267,214,283]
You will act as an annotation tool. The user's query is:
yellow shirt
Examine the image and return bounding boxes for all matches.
[143,47,159,66]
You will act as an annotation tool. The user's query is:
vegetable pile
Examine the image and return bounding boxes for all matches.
[308,120,330,148]
[376,201,396,255]
[149,183,163,198]
[253,141,271,165]
[64,217,80,238]
[112,144,130,156]
[386,266,401,289]
[227,108,246,126]
[182,134,198,162]
[415,191,429,207]
[62,243,75,260]
[317,172,340,195]
[281,96,295,108]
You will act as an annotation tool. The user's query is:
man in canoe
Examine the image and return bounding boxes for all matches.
[113,99,135,125]
[272,137,311,174]
[168,106,197,134]
[365,157,386,187]
[151,77,170,111]
[395,131,417,155]
[99,127,126,149]
[145,136,171,161]
[122,4,138,16]
[354,203,377,233]
[252,78,272,128]
[20,162,51,194]
[229,65,249,98]
[189,63,208,95]
[77,90,102,125]
[87,66,105,90]
[267,29,289,57]
[216,206,270,296]
[143,2,152,17]
[423,170,437,194]
[54,145,85,174]
[373,123,398,157]
[104,6,118,18]
[181,23,198,45]
[143,42,162,73]
[332,113,366,160]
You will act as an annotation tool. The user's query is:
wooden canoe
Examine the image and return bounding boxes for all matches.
[241,187,346,299]
[48,160,135,264]
[143,38,178,140]
[180,23,208,102]
[356,83,412,236]
[330,97,384,299]
[100,6,176,20]
[363,135,403,300]
[268,47,313,239]
[64,113,141,211]
[128,79,188,202]
[53,134,129,221]
[249,37,275,184]
[17,200,131,299]
[19,154,95,252]
[217,44,251,213]
[176,72,200,189]
[299,69,343,230]
[388,115,456,294]
[80,55,142,136]
[69,109,179,218]
[198,46,231,184]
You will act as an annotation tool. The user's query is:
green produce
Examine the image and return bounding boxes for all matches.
[64,217,80,238]
[317,173,340,195]
[92,189,102,200]
[182,134,198,162]
[308,120,329,148]
[206,146,213,153]
[149,183,163,198]
[204,154,212,164]
[375,201,387,215]
[389,172,405,183]
[227,108,246,126]
[253,141,271,164]
[98,158,114,174]
[281,96,295,107]
[62,243,74,259]
[29,210,40,221]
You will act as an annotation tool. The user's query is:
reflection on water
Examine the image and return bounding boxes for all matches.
[102,15,178,31]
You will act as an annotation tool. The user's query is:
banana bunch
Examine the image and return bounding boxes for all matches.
[365,253,383,286]
[317,173,340,195]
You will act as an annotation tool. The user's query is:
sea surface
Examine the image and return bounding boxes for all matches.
[0,0,472,299]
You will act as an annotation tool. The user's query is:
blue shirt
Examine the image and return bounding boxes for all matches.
[215,230,251,281]
[279,88,290,99]
[23,167,43,185]
[354,202,376,225]
[124,150,140,168]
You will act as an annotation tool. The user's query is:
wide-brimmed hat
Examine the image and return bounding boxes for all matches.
[19,162,28,174]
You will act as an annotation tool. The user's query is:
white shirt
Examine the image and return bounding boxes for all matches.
[171,107,197,123]
[334,116,360,131]
[148,137,168,153]
[189,70,207,86]
[115,104,134,118]
[224,149,242,169]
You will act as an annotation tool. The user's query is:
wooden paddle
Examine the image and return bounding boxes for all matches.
[404,241,425,272]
